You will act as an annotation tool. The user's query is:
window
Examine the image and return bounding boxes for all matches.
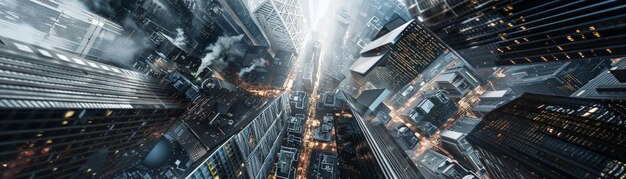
[14,42,33,53]
[38,49,52,57]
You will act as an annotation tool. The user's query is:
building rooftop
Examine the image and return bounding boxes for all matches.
[356,88,390,111]
[480,90,509,98]
[419,149,449,173]
[440,130,464,141]
[448,117,481,134]
[290,91,307,109]
[314,114,334,142]
[434,73,457,83]
[276,147,298,179]
[360,19,414,54]
[307,150,339,179]
[349,53,387,75]
[417,99,435,114]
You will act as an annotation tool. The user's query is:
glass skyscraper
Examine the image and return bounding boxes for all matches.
[0,38,186,178]
[251,0,307,53]
[406,0,626,68]
[351,20,448,92]
[186,92,291,179]
[467,93,626,178]
[339,90,425,179]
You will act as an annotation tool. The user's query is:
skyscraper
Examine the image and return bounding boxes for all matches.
[505,59,611,96]
[213,0,271,47]
[0,38,186,178]
[350,20,448,92]
[467,93,626,178]
[406,0,626,68]
[573,58,626,99]
[339,90,425,179]
[0,0,124,62]
[251,0,307,53]
[200,0,271,47]
[186,92,291,179]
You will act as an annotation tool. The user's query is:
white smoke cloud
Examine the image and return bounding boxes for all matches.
[196,34,245,76]
[239,58,267,77]
[173,28,186,48]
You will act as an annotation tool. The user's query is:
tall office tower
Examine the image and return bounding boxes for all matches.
[302,41,321,92]
[0,38,186,178]
[350,20,447,92]
[338,90,425,179]
[505,59,611,96]
[212,0,271,47]
[573,59,626,99]
[405,0,626,68]
[302,63,314,92]
[186,92,291,179]
[467,93,626,178]
[334,7,351,48]
[318,6,351,92]
[250,0,307,53]
[0,0,124,62]
[272,50,297,88]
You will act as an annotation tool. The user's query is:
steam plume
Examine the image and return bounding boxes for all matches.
[239,58,267,77]
[173,28,186,48]
[196,34,244,76]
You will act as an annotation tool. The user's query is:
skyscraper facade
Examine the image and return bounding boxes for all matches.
[186,92,291,179]
[406,0,626,68]
[350,20,448,92]
[467,93,626,178]
[573,59,626,99]
[251,0,307,53]
[505,59,611,96]
[340,90,425,179]
[0,38,186,178]
[213,0,271,47]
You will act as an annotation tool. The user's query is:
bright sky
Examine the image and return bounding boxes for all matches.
[301,0,331,30]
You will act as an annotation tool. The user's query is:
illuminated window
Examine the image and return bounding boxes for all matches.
[593,32,601,38]
[64,110,75,118]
